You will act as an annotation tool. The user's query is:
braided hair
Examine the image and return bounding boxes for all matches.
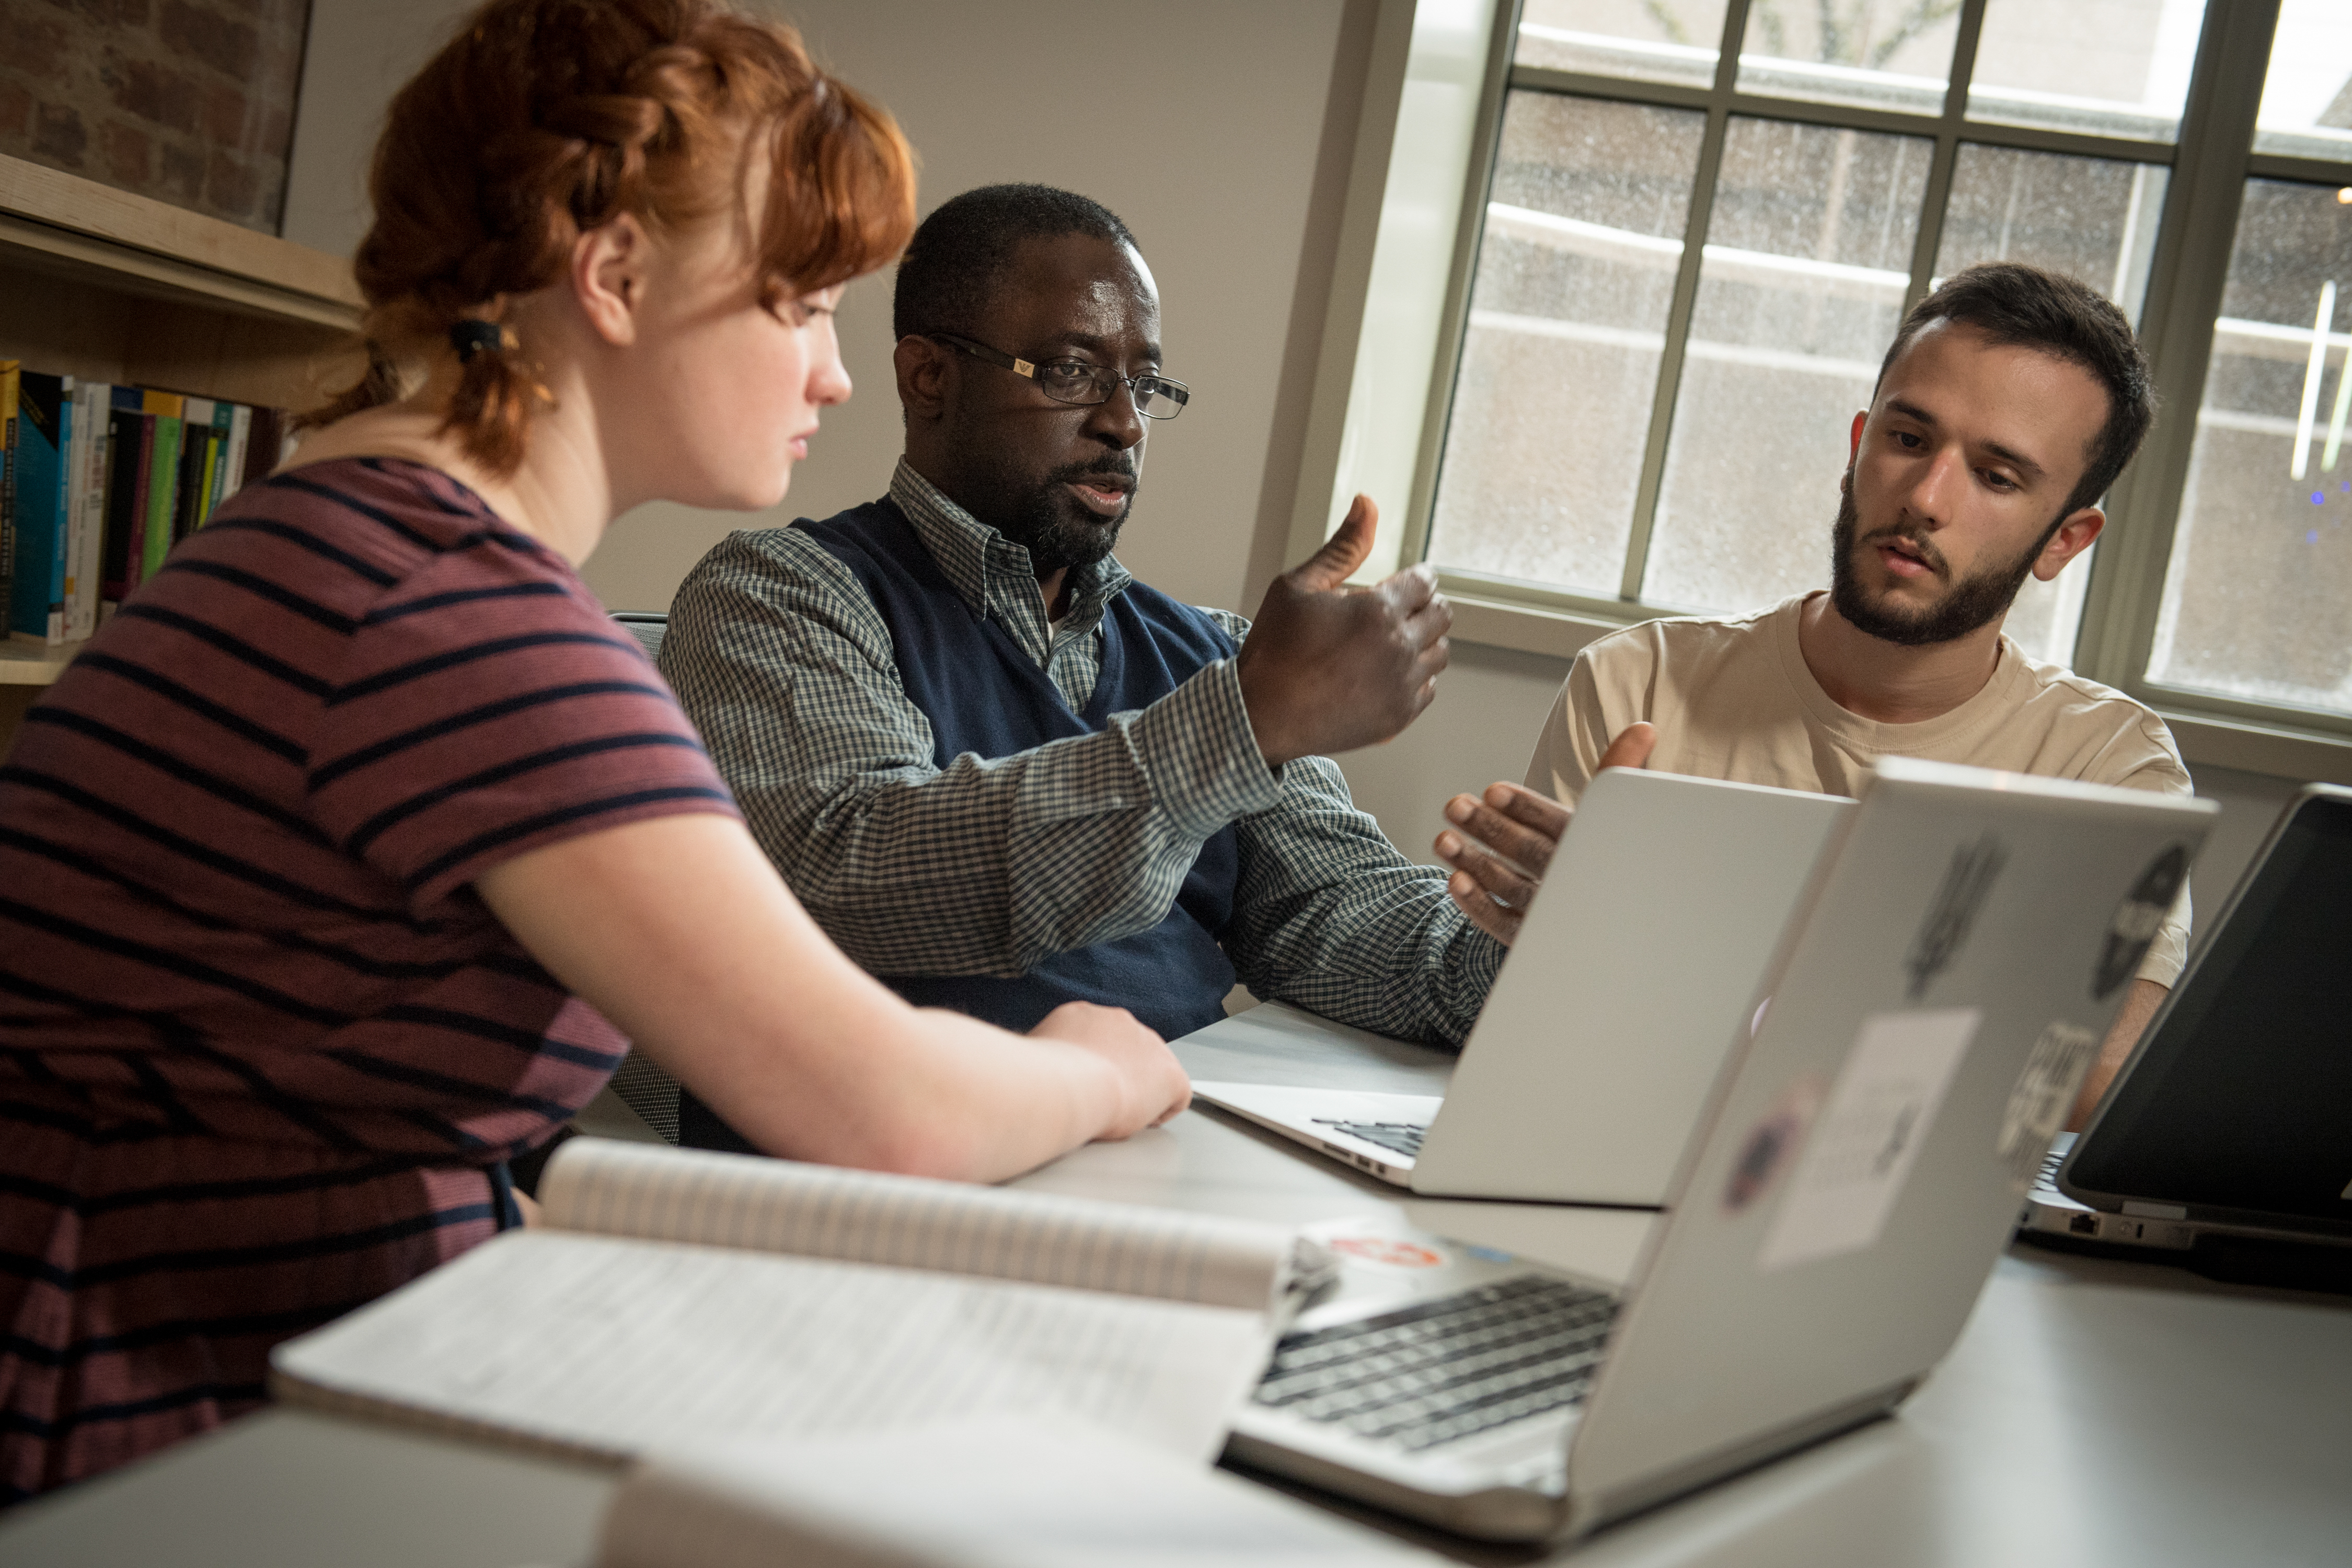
[303,0,915,477]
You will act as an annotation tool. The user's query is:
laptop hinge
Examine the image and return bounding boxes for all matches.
[1558,1379,1917,1540]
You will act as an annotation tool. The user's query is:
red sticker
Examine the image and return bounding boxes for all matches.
[1330,1236,1444,1269]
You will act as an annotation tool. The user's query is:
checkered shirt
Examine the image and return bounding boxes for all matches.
[659,458,1502,1046]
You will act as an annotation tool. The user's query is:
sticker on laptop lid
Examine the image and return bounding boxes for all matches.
[1723,1073,1826,1214]
[1994,1020,2100,1189]
[1758,1008,1980,1272]
[1329,1236,1445,1269]
[2093,844,2190,999]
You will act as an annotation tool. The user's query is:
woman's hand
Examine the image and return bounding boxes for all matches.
[1029,1001,1192,1136]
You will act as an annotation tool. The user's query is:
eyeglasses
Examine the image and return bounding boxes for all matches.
[926,332,1190,421]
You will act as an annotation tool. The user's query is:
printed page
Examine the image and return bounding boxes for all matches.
[539,1138,1326,1312]
[596,1416,1442,1568]
[272,1231,1268,1464]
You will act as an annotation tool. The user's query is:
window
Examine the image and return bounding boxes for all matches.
[1413,0,2351,752]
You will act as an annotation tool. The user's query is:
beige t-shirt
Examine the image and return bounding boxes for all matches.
[1526,593,2193,985]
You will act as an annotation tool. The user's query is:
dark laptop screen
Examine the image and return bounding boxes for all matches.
[2066,789,2352,1226]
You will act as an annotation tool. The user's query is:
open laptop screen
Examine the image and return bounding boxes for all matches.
[2065,788,2352,1230]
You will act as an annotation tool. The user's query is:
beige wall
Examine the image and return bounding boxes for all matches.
[283,0,1377,620]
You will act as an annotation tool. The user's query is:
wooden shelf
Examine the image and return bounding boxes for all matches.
[1,158,370,754]
[0,636,88,686]
[0,153,362,327]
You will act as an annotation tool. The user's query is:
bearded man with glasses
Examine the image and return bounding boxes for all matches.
[661,185,1593,1152]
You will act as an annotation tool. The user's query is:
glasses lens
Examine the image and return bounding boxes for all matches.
[1035,362,1109,404]
[1136,378,1189,420]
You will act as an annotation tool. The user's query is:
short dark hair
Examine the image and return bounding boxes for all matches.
[892,183,1137,342]
[1875,262,2155,518]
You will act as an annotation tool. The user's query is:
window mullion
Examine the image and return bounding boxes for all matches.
[1617,0,1754,604]
[2072,0,2277,695]
[1901,0,1988,315]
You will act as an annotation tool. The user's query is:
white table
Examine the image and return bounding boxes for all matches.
[4,1023,2348,1566]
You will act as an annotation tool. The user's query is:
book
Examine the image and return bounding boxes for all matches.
[8,368,70,643]
[593,1416,1438,1568]
[271,1139,1331,1468]
[171,397,211,545]
[1,360,17,638]
[220,402,252,511]
[138,389,183,583]
[66,379,109,640]
[101,399,146,610]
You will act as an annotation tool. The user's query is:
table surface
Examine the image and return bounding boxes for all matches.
[5,1016,2349,1567]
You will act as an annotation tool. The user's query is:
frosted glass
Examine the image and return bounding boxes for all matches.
[1931,146,2169,665]
[1966,0,2203,144]
[1516,0,1731,90]
[1643,117,1930,614]
[1427,93,1705,596]
[1734,0,1959,116]
[2147,180,2352,717]
[2254,1,2352,162]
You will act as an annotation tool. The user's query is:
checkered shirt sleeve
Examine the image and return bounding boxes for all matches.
[660,499,1502,1047]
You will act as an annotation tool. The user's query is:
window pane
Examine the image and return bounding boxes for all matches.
[1643,118,1930,613]
[1967,0,2202,144]
[2148,180,2352,717]
[2254,1,2352,161]
[1427,94,1705,596]
[1932,145,2170,665]
[1734,0,1958,116]
[1517,0,1730,89]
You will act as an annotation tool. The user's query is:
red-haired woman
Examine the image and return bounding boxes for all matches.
[0,0,1187,1498]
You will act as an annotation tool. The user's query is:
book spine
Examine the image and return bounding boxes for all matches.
[202,399,235,524]
[143,412,182,582]
[221,403,252,508]
[1,361,17,640]
[63,381,89,640]
[172,399,210,546]
[102,404,142,607]
[124,416,155,591]
[72,383,109,639]
[244,406,285,489]
[10,370,69,644]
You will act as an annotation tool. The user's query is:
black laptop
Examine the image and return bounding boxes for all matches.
[2018,783,2352,1288]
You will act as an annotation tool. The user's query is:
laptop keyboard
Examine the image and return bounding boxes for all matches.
[1252,1276,1618,1451]
[1311,1117,1427,1159]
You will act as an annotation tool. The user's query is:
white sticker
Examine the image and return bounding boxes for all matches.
[1758,1008,1980,1272]
[1994,1021,2100,1189]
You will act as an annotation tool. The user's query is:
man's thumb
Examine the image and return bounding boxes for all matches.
[1290,494,1379,591]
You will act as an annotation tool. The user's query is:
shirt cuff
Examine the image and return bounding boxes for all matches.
[1125,658,1286,840]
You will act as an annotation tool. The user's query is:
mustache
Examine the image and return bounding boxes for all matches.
[1861,521,1949,578]
[1047,455,1140,487]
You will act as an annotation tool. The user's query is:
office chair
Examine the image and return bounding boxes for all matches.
[601,611,684,1144]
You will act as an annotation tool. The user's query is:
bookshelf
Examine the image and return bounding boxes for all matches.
[1,152,364,757]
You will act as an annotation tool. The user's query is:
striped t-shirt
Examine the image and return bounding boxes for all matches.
[0,457,738,1500]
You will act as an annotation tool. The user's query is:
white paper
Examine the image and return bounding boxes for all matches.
[597,1417,1441,1568]
[1758,1009,1980,1272]
[540,1139,1318,1312]
[273,1230,1269,1463]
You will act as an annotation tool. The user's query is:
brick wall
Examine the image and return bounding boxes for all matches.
[0,0,310,234]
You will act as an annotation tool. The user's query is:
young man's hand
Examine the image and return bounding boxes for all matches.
[1436,723,1657,944]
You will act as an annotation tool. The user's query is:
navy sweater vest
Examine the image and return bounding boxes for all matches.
[798,499,1242,1041]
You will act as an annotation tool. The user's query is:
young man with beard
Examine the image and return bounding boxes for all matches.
[1437,263,2188,1121]
[661,185,1631,1149]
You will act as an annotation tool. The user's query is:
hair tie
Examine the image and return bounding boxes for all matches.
[451,319,513,361]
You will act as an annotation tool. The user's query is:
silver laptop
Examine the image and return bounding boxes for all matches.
[1194,768,1851,1203]
[1223,758,2217,1542]
[2020,782,2352,1258]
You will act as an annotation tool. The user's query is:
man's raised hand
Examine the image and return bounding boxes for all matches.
[1236,495,1451,768]
[1436,722,1657,944]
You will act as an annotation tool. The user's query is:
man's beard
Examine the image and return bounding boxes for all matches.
[1827,485,2047,647]
[968,451,1138,577]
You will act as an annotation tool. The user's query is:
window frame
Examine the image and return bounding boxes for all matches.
[1400,0,2352,784]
